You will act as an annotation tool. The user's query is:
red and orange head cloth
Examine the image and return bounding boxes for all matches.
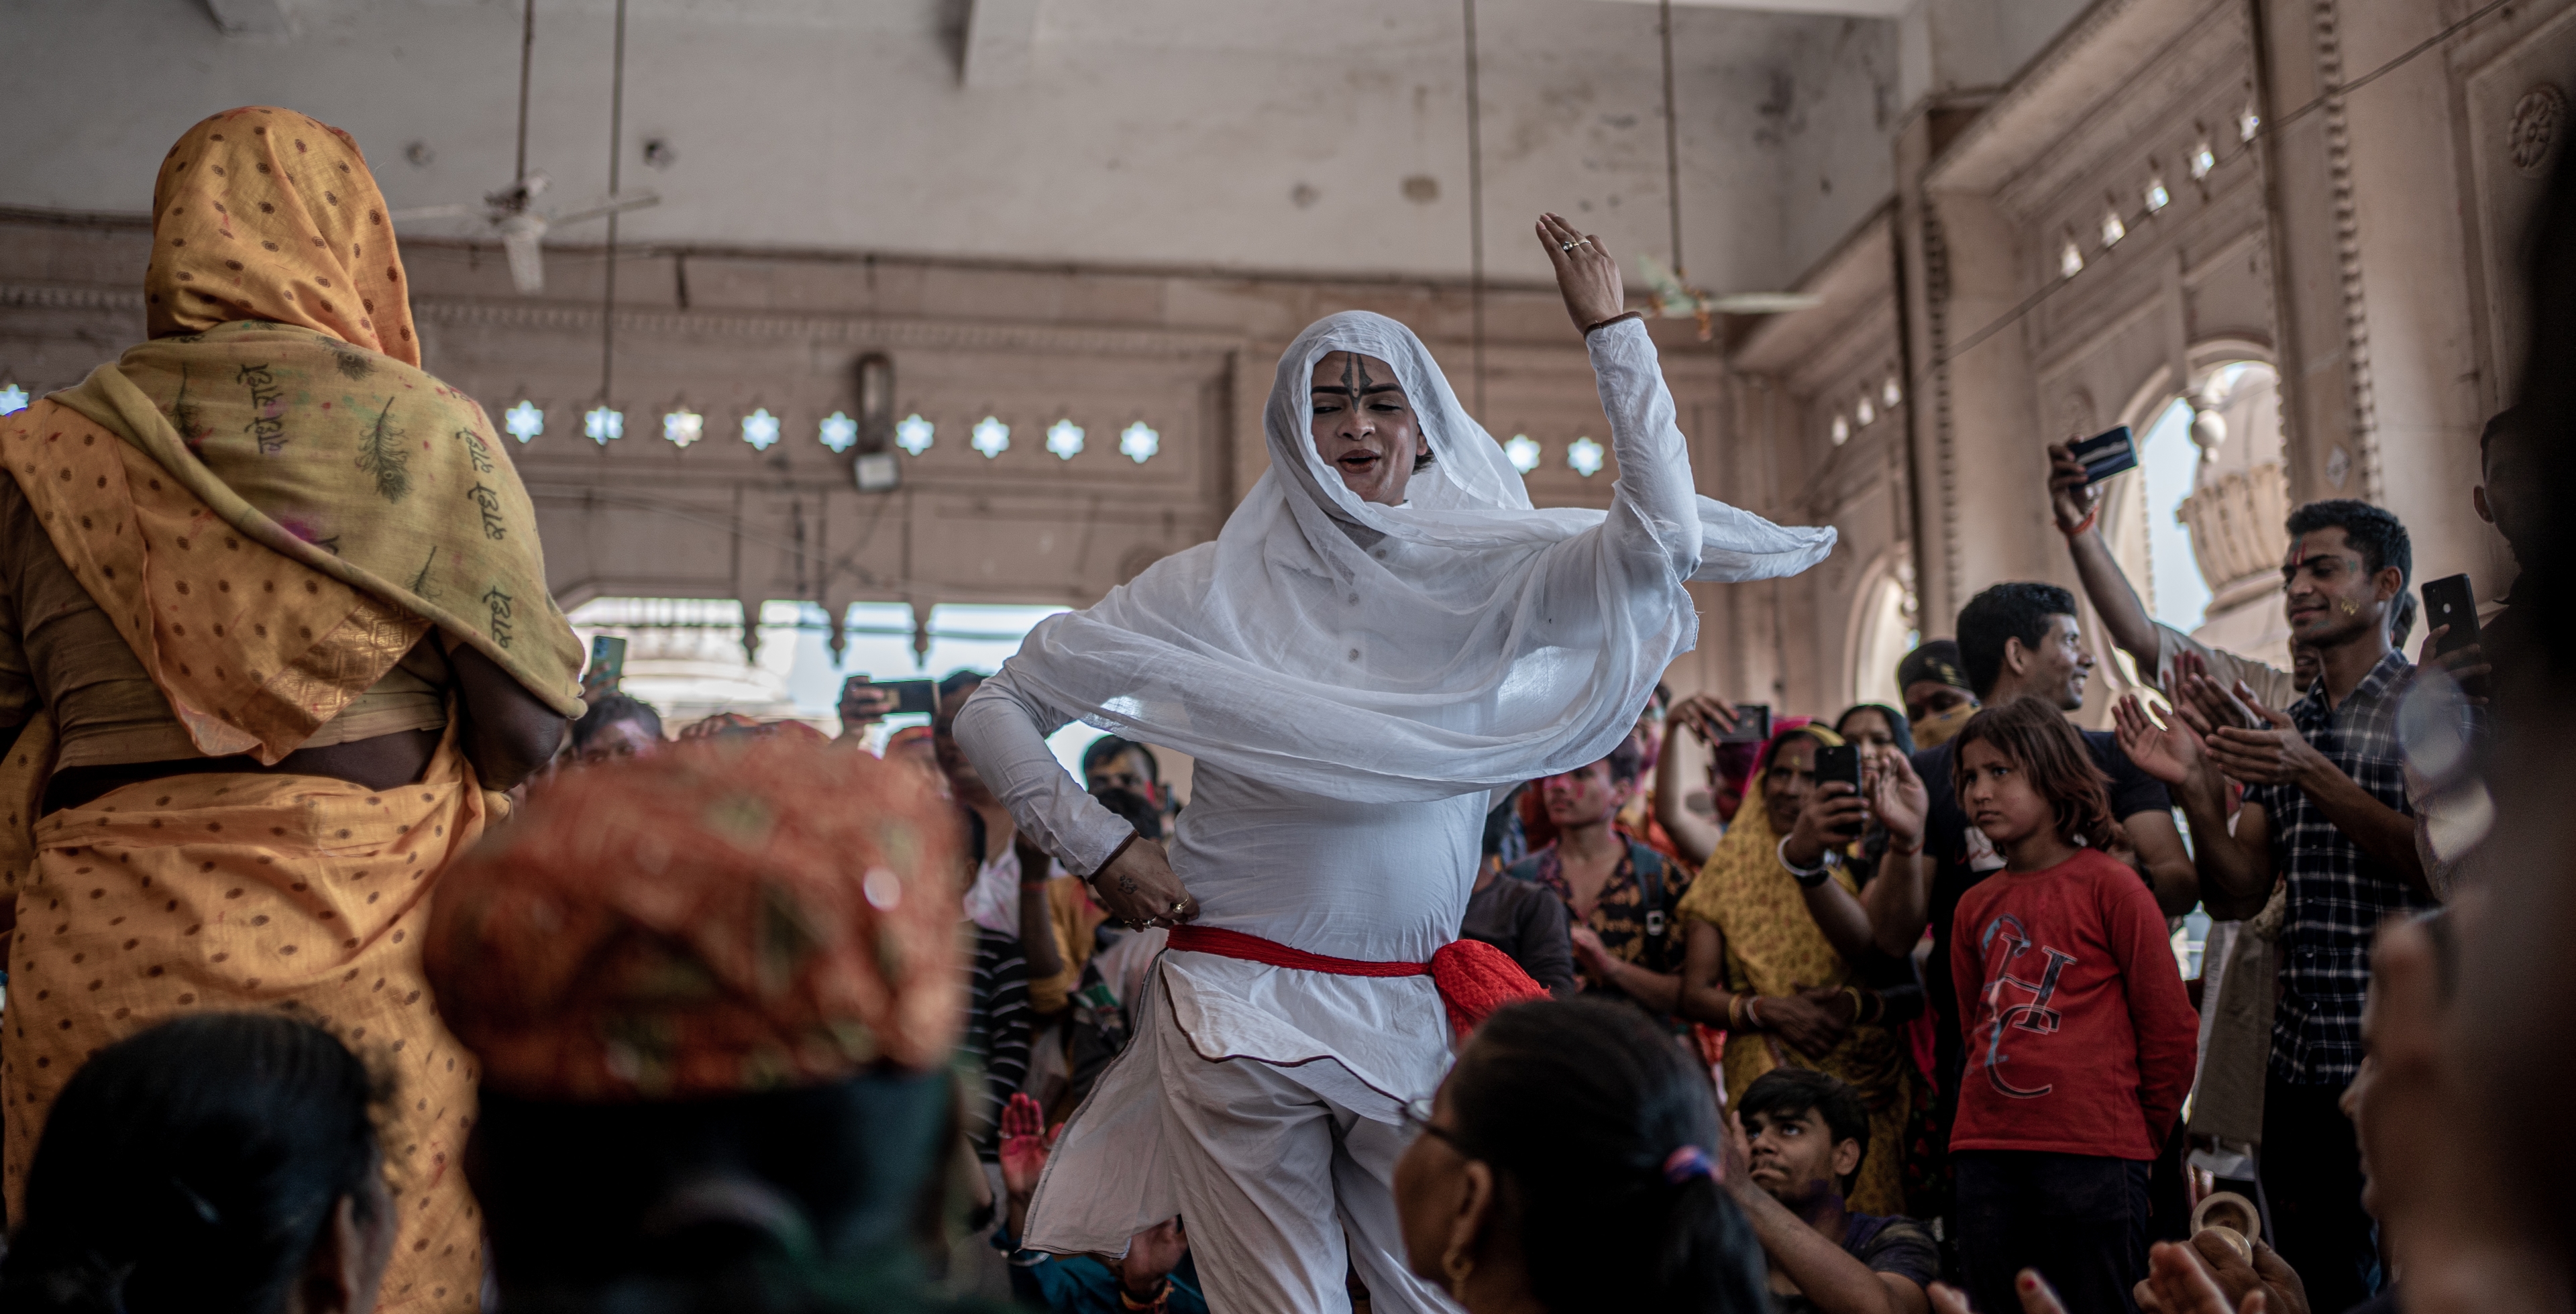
[423,736,965,1101]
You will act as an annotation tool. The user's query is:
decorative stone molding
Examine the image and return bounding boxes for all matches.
[2511,84,2567,178]
[1921,203,1963,610]
[2174,460,2290,592]
[2312,0,2379,498]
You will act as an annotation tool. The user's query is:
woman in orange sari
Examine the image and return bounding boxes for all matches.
[0,107,584,1312]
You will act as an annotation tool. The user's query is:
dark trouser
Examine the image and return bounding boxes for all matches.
[1955,1150,2150,1314]
[2261,1075,2378,1314]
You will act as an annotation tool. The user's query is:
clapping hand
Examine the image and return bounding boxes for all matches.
[2136,1235,2308,1314]
[1538,213,1627,335]
[2201,693,2324,788]
[2112,692,2202,789]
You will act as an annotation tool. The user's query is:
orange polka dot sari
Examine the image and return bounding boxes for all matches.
[0,108,584,1314]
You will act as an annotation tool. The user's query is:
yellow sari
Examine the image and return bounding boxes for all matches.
[0,107,582,1314]
[1678,730,1913,1216]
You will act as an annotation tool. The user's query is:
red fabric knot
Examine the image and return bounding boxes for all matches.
[1166,926,1548,1038]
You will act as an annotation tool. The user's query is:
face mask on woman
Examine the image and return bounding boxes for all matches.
[1912,699,1977,749]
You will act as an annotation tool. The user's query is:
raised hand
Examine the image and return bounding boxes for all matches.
[1538,213,1627,334]
[1785,781,1868,869]
[2414,625,2491,706]
[2113,694,2200,788]
[1089,836,1198,930]
[2046,441,2098,534]
[998,1093,1053,1202]
[1668,693,1742,746]
[1868,750,1929,851]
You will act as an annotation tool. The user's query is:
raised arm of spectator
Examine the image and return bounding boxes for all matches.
[1719,1109,1931,1314]
[1654,694,1733,867]
[2113,694,2273,920]
[2048,441,2161,667]
[1014,835,1069,1006]
[1864,753,1939,958]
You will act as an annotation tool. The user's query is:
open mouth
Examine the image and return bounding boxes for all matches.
[1336,451,1383,476]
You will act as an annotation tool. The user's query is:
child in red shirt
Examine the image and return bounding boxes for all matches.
[1943,697,2197,1314]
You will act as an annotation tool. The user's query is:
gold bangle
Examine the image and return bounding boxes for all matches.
[1841,985,1864,1018]
[1728,993,1747,1029]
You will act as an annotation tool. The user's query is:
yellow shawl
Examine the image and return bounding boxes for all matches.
[1677,727,1914,1213]
[1,107,581,764]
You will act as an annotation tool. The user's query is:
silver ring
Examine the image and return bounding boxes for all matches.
[1560,240,1577,251]
[1571,238,1595,250]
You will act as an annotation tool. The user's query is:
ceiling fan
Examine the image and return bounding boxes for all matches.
[1642,0,1822,339]
[386,0,659,295]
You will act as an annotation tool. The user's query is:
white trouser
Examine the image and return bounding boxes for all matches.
[1157,1047,1458,1314]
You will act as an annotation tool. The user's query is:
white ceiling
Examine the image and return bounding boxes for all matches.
[4,0,1906,289]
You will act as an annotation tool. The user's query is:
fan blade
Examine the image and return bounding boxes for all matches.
[1705,292,1825,315]
[497,213,547,296]
[549,190,661,227]
[388,203,476,223]
[1633,254,1709,319]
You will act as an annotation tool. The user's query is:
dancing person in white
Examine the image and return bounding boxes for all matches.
[954,214,1837,1313]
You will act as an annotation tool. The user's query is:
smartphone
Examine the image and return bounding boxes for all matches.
[2070,425,2139,486]
[847,675,940,716]
[1719,703,1772,745]
[1812,743,1864,839]
[2420,573,2480,659]
[586,635,627,687]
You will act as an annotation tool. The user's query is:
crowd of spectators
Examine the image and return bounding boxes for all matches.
[3,105,2571,1314]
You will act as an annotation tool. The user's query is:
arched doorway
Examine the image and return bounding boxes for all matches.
[2096,352,2292,690]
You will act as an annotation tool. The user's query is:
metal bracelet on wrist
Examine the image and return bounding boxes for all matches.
[1776,836,1837,888]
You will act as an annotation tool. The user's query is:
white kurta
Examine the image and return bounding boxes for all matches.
[953,318,1810,1311]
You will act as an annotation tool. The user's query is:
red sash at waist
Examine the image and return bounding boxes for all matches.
[1165,924,1546,1038]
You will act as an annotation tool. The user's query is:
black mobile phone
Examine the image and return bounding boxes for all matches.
[1719,703,1772,745]
[848,675,941,716]
[586,635,627,687]
[2420,573,2480,659]
[2069,425,2139,486]
[1812,743,1864,838]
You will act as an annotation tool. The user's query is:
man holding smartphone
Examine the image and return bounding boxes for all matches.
[2110,500,2441,1314]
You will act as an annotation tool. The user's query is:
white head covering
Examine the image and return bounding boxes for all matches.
[1002,311,1833,803]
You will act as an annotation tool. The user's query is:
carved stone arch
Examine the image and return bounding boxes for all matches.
[1840,547,1920,712]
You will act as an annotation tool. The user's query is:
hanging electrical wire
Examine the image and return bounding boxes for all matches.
[598,0,627,406]
[1462,0,1487,417]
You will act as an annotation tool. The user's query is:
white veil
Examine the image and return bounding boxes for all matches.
[1000,311,1834,802]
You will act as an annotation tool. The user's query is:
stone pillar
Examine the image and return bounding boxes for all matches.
[2255,0,2495,591]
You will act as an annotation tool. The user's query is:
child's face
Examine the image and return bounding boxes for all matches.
[1959,738,2052,849]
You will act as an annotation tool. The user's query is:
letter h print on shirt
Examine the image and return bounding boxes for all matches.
[1976,913,2076,1099]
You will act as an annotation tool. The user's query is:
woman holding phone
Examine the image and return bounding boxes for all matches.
[1673,719,1928,1215]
